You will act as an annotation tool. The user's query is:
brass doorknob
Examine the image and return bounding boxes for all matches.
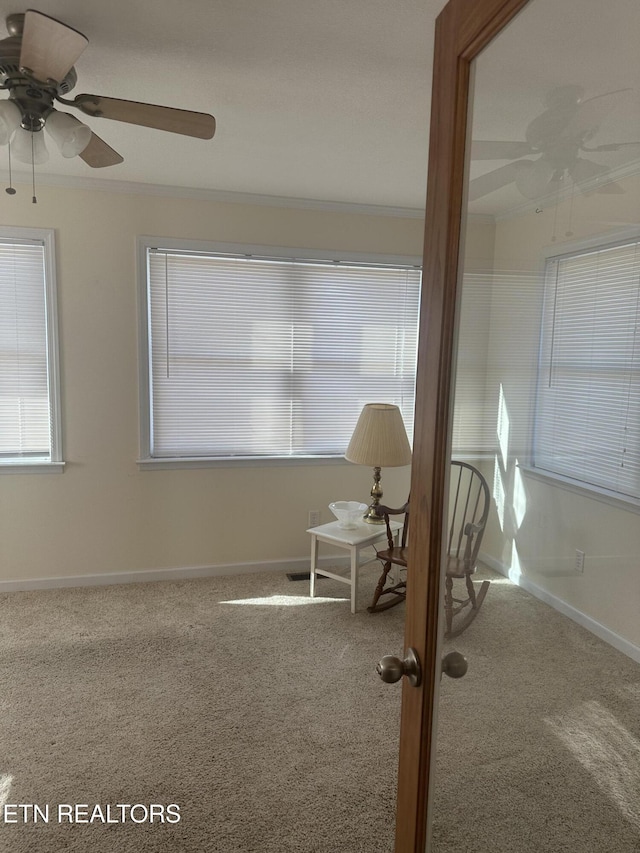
[441,651,468,679]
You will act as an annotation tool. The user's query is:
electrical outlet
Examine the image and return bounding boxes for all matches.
[308,510,321,527]
[575,549,585,573]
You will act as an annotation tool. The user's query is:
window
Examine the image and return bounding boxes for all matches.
[138,239,420,462]
[0,227,62,471]
[533,236,640,500]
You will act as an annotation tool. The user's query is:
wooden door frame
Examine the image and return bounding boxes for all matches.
[395,0,531,849]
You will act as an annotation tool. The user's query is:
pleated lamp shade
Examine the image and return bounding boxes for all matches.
[345,403,411,467]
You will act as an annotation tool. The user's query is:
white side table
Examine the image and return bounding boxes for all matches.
[307,519,403,613]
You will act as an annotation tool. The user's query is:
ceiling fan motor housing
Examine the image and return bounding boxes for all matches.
[0,9,215,170]
[0,14,78,131]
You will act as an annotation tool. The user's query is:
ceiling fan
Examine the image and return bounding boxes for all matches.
[0,9,216,172]
[469,85,640,202]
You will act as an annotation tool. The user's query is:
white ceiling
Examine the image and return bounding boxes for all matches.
[0,0,448,212]
[467,0,640,216]
[3,0,639,217]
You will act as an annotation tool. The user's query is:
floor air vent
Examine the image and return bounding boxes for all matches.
[286,571,326,582]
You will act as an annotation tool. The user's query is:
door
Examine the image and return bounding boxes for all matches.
[392,3,532,848]
[392,0,640,849]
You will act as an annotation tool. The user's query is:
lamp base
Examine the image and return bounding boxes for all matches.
[363,465,385,523]
[363,505,385,524]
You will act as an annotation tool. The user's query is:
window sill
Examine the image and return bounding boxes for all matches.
[518,464,640,515]
[0,461,65,474]
[137,455,350,470]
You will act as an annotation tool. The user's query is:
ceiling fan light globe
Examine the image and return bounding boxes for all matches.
[0,101,22,146]
[11,126,49,164]
[45,111,92,158]
[515,158,555,199]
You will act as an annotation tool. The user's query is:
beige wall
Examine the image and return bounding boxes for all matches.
[0,183,420,582]
[10,170,637,653]
[452,215,496,452]
[475,174,640,649]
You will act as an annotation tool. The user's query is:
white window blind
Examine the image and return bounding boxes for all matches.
[0,234,58,464]
[144,247,420,459]
[533,238,640,499]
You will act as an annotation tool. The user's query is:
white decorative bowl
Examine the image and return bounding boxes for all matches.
[329,501,368,529]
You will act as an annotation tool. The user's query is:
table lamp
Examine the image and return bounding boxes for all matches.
[345,403,412,523]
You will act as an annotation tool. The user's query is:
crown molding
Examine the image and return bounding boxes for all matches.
[466,212,496,225]
[6,171,427,219]
[494,160,640,222]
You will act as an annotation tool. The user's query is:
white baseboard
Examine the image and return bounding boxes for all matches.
[0,553,353,593]
[480,551,640,665]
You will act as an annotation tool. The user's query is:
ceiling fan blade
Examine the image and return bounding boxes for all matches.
[563,89,632,142]
[20,10,88,84]
[569,157,610,184]
[586,141,640,152]
[569,157,627,196]
[468,161,531,201]
[471,140,534,160]
[71,95,216,139]
[79,132,124,168]
[596,181,625,195]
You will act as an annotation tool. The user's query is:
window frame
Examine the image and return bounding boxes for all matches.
[0,226,63,474]
[530,227,640,508]
[136,236,421,468]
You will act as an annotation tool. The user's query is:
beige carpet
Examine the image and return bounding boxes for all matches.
[0,565,638,851]
[0,567,404,852]
[433,573,640,853]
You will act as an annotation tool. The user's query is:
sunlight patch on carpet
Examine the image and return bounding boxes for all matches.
[0,773,13,808]
[219,594,347,606]
[545,700,640,829]
[478,575,514,586]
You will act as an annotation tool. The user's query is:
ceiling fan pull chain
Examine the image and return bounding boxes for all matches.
[565,185,575,238]
[31,131,37,203]
[5,138,16,195]
[550,183,560,243]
